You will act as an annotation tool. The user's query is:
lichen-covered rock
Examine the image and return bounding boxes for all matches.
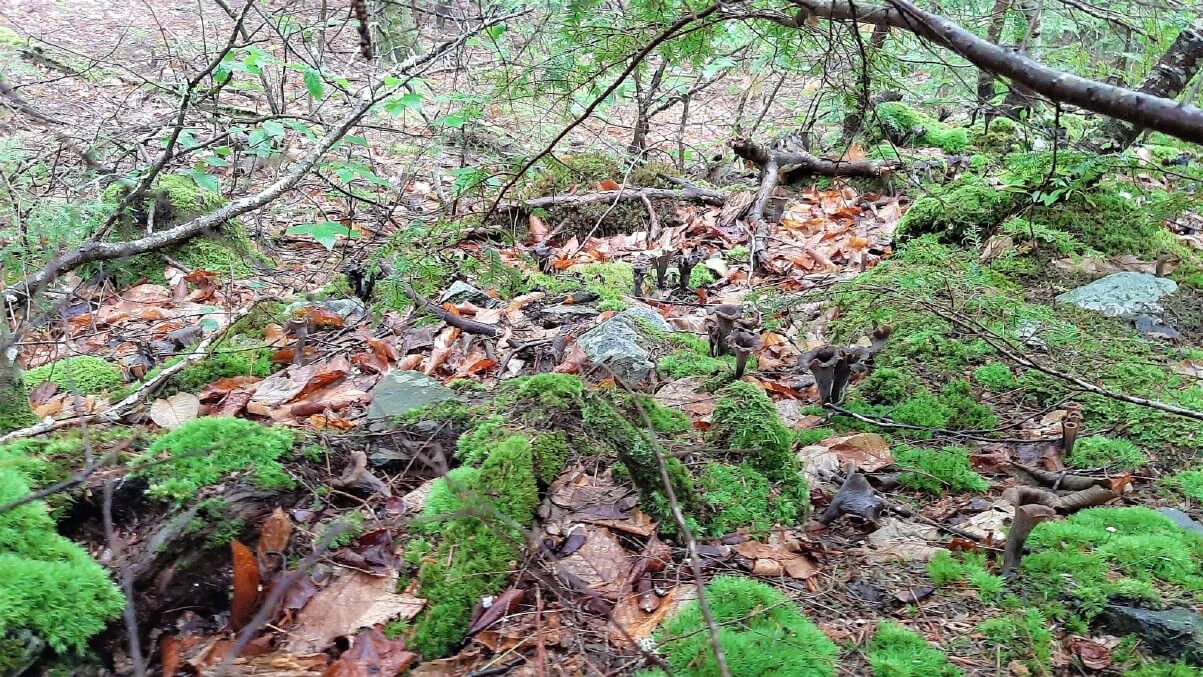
[1055,272,1177,318]
[366,370,459,425]
[577,304,671,382]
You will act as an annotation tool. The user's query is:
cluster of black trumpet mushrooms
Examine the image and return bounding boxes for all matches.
[805,325,893,405]
[704,303,762,378]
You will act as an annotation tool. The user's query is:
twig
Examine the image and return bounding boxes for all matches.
[403,282,501,336]
[523,186,725,209]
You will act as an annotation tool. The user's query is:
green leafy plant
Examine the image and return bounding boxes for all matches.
[286,220,360,250]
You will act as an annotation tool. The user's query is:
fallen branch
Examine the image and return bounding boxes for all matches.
[403,282,501,337]
[730,137,901,182]
[784,0,1203,145]
[4,18,513,306]
[928,304,1203,423]
[523,186,725,209]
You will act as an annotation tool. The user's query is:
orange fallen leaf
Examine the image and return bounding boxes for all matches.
[597,179,622,191]
[230,540,261,631]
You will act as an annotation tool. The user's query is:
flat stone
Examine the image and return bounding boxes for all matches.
[366,370,458,425]
[1055,272,1178,318]
[1157,507,1203,537]
[577,304,672,383]
[1099,606,1203,664]
[439,280,498,308]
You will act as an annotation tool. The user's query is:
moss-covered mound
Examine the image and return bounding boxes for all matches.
[866,622,961,677]
[649,576,839,677]
[99,174,265,285]
[872,102,969,153]
[410,435,538,658]
[133,416,296,503]
[1023,507,1203,617]
[0,462,124,669]
[23,355,123,395]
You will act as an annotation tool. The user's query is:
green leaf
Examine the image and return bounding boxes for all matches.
[344,135,369,147]
[303,68,324,99]
[287,221,359,250]
[187,170,221,193]
[262,120,286,139]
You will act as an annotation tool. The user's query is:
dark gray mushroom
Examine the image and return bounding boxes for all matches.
[728,330,761,379]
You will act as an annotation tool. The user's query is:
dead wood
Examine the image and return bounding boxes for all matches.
[729,137,901,182]
[403,282,501,337]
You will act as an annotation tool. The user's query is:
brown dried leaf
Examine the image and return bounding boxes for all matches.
[324,627,416,677]
[257,507,292,569]
[1069,638,1111,670]
[230,540,261,631]
[150,392,200,430]
[289,572,425,654]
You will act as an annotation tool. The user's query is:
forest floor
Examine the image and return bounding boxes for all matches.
[2,2,1203,676]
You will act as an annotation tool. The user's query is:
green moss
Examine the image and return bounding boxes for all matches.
[1022,507,1203,619]
[397,399,471,426]
[866,622,961,677]
[0,372,36,434]
[794,427,835,446]
[0,466,124,660]
[655,575,838,677]
[411,436,538,658]
[1066,435,1146,470]
[894,444,988,493]
[1124,661,1203,676]
[873,102,969,153]
[0,437,89,517]
[1161,469,1203,503]
[973,116,1021,152]
[531,431,571,485]
[658,349,732,378]
[97,174,264,285]
[165,346,275,394]
[579,262,633,311]
[582,390,699,526]
[447,378,487,392]
[980,609,1052,674]
[698,462,808,535]
[972,362,1016,390]
[858,367,919,405]
[927,549,967,586]
[495,373,583,417]
[454,415,509,466]
[896,175,1020,242]
[708,381,797,482]
[23,355,123,395]
[522,153,625,197]
[418,466,483,531]
[134,417,296,503]
[0,26,24,48]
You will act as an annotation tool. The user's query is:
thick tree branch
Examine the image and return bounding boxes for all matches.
[730,137,900,181]
[524,186,726,208]
[787,0,1203,145]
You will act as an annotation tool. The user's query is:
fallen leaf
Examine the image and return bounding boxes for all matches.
[289,572,425,654]
[230,540,261,631]
[324,627,416,677]
[257,507,292,570]
[150,392,201,430]
[597,179,622,191]
[1069,638,1111,670]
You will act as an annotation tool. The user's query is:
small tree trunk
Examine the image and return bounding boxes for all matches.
[1101,18,1203,151]
[999,0,1043,119]
[842,24,891,143]
[975,0,1011,121]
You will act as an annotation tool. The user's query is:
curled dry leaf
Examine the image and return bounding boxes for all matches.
[324,627,416,677]
[256,507,292,570]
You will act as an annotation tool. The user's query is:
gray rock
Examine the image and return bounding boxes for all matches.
[1133,315,1181,340]
[542,304,601,318]
[440,280,498,308]
[1157,507,1203,537]
[285,297,368,324]
[1099,605,1203,664]
[577,304,672,382]
[366,370,459,425]
[1055,272,1178,318]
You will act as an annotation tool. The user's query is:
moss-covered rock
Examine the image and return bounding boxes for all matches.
[23,355,123,395]
[0,365,36,434]
[896,175,1020,242]
[698,462,809,536]
[708,381,796,481]
[133,417,295,503]
[1023,507,1203,618]
[652,576,838,677]
[0,463,124,666]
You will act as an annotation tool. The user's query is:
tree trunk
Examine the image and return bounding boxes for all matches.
[842,24,891,142]
[975,0,1011,119]
[1101,18,1203,151]
[999,0,1043,119]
